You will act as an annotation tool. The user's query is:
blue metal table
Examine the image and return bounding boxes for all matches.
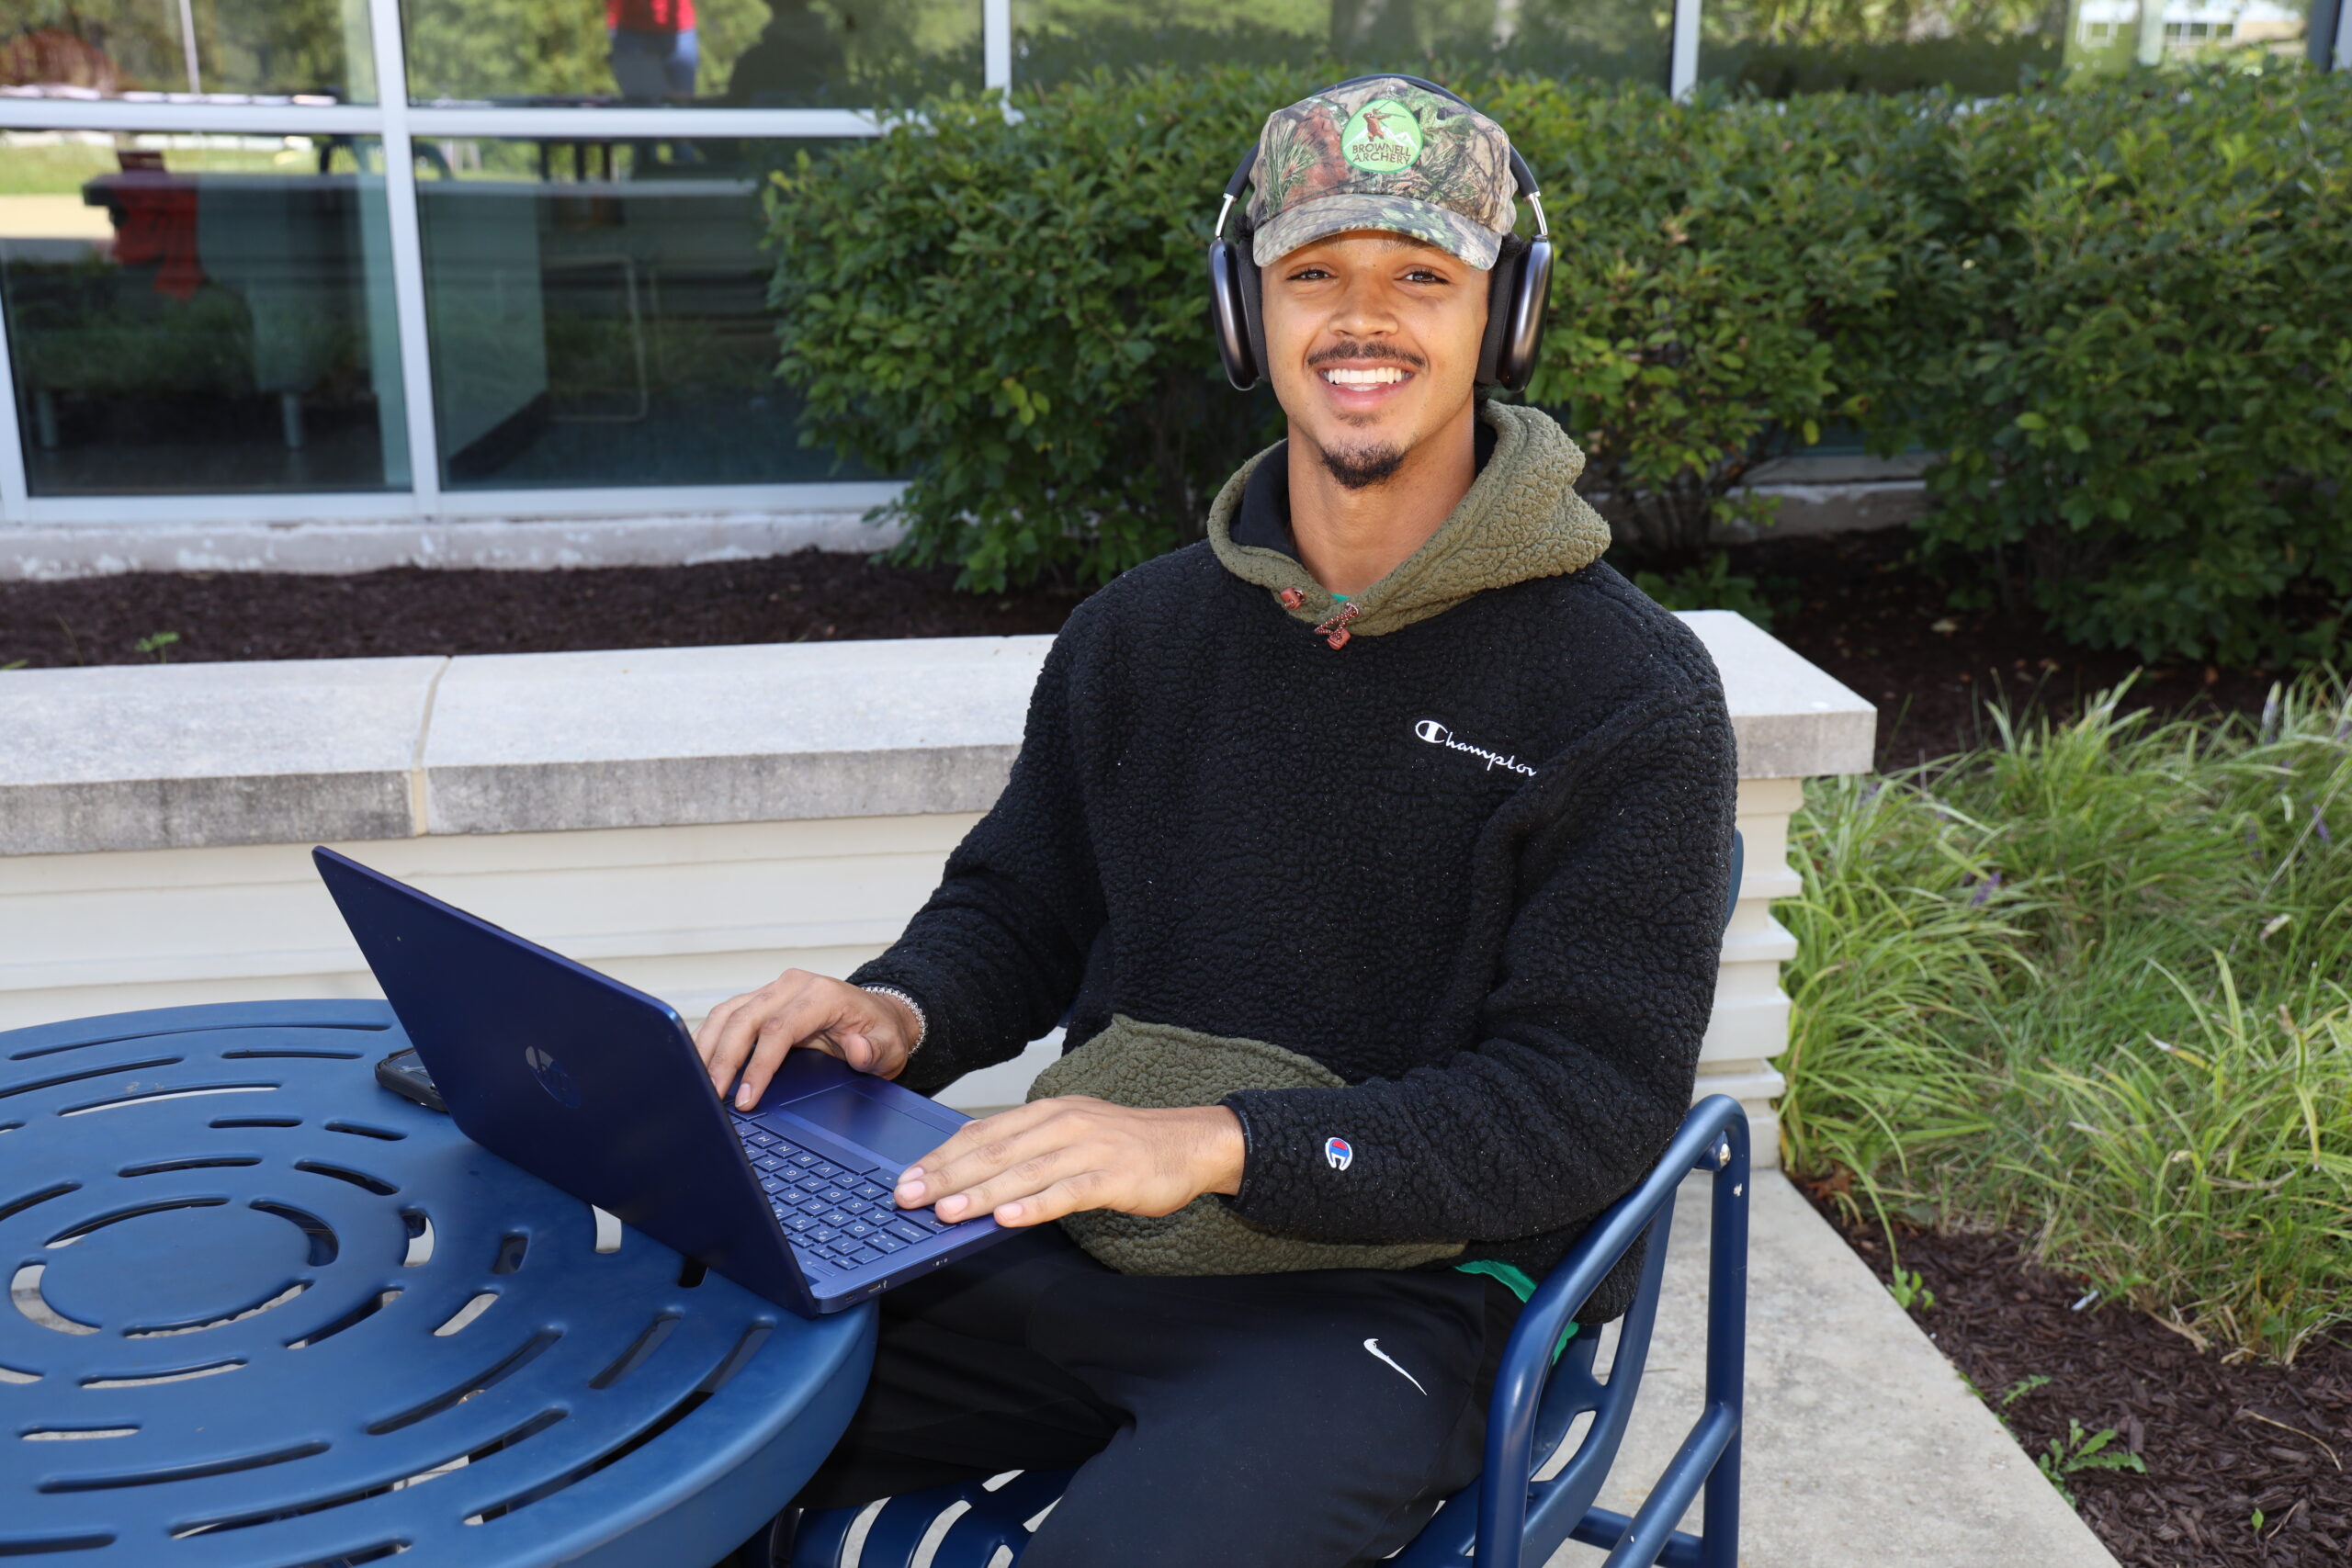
[0,999,875,1567]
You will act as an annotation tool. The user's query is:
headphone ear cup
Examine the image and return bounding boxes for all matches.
[1208,239,1261,390]
[1476,236,1524,387]
[1495,235,1553,392]
[1238,252,1267,387]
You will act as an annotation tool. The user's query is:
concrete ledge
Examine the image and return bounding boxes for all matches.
[0,617,1872,857]
[0,507,909,581]
[0,657,445,854]
[1683,611,1876,778]
[1715,479,1928,542]
[421,641,1042,835]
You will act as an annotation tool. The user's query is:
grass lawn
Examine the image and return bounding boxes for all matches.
[1778,672,2352,1364]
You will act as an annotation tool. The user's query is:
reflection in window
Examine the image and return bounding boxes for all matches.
[1012,0,1674,89]
[1700,0,2065,96]
[2061,0,2306,70]
[0,0,375,102]
[413,138,873,489]
[0,130,407,494]
[399,0,980,107]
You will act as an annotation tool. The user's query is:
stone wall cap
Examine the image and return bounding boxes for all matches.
[424,637,1047,769]
[0,656,447,787]
[418,638,1046,836]
[1681,611,1877,779]
[0,657,447,857]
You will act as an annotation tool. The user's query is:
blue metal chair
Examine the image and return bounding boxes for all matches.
[782,833,1752,1568]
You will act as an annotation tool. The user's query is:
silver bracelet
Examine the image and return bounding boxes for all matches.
[861,985,927,1055]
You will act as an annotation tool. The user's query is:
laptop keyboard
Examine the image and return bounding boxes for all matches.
[731,1116,956,1277]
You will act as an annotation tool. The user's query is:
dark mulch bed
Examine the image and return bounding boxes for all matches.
[1806,1188,2352,1567]
[1728,527,2285,771]
[0,530,2287,768]
[0,548,1083,671]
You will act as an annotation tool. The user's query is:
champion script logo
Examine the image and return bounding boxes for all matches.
[1413,719,1536,777]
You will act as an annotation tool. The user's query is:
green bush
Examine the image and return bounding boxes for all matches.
[1487,80,1926,563]
[765,70,1308,591]
[766,67,1923,589]
[1872,70,2352,666]
[1780,676,2352,1362]
[769,64,2352,643]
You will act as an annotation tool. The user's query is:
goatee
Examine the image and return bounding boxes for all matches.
[1319,443,1405,491]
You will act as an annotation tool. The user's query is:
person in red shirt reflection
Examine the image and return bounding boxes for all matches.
[609,0,697,101]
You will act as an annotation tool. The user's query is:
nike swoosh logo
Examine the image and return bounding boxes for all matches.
[1363,1337,1427,1395]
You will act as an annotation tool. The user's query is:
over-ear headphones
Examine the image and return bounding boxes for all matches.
[1207,74,1553,394]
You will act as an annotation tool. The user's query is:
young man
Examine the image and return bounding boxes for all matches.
[695,78,1736,1567]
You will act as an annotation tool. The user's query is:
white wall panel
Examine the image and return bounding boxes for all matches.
[0,784,1813,1161]
[0,814,979,1034]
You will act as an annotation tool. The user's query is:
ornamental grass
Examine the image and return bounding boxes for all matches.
[1779,673,2352,1364]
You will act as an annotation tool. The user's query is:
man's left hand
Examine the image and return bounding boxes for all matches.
[894,1097,1245,1228]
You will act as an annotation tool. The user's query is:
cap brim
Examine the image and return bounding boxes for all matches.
[1251,195,1502,272]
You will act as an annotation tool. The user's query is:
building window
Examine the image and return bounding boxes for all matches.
[415,135,868,489]
[0,130,408,494]
[399,0,982,107]
[1012,0,1674,91]
[0,0,378,102]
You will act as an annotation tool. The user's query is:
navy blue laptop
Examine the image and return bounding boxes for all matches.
[314,847,1007,1316]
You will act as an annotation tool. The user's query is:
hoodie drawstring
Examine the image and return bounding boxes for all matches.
[1275,587,1359,649]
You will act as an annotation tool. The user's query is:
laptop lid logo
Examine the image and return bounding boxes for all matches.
[525,1045,582,1108]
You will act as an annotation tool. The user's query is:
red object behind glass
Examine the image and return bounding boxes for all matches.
[607,0,696,29]
[106,152,203,301]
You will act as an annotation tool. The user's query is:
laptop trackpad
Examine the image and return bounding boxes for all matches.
[779,1084,948,1168]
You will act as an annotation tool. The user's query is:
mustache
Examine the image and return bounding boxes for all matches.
[1306,342,1426,371]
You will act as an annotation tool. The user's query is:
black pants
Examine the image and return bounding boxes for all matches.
[796,1226,1523,1568]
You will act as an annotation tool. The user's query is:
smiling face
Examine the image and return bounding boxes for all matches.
[1261,229,1489,490]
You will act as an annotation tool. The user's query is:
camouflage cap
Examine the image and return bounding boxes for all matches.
[1246,77,1516,272]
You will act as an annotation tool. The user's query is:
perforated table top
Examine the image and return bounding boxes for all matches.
[0,999,876,1568]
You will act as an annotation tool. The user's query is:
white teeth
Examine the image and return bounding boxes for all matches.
[1321,367,1408,387]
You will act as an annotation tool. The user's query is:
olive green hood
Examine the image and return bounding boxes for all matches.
[1206,400,1611,639]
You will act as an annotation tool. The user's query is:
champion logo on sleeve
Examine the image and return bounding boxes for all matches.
[1324,1136,1353,1171]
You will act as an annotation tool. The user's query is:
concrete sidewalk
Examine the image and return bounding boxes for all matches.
[1548,1172,2121,1567]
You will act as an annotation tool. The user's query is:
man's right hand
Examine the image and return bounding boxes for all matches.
[692,970,922,1110]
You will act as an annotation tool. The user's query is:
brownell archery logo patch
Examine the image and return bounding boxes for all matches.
[1340,98,1423,174]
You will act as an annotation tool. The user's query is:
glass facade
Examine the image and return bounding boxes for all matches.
[1700,0,2312,95]
[0,0,377,101]
[417,137,864,487]
[1700,0,2066,96]
[0,130,405,493]
[0,0,2339,519]
[1012,0,1674,88]
[399,0,981,106]
[2059,0,2312,74]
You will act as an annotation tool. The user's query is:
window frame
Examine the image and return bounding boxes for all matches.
[0,0,1012,524]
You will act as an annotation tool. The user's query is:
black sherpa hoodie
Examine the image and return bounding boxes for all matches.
[853,401,1737,1321]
